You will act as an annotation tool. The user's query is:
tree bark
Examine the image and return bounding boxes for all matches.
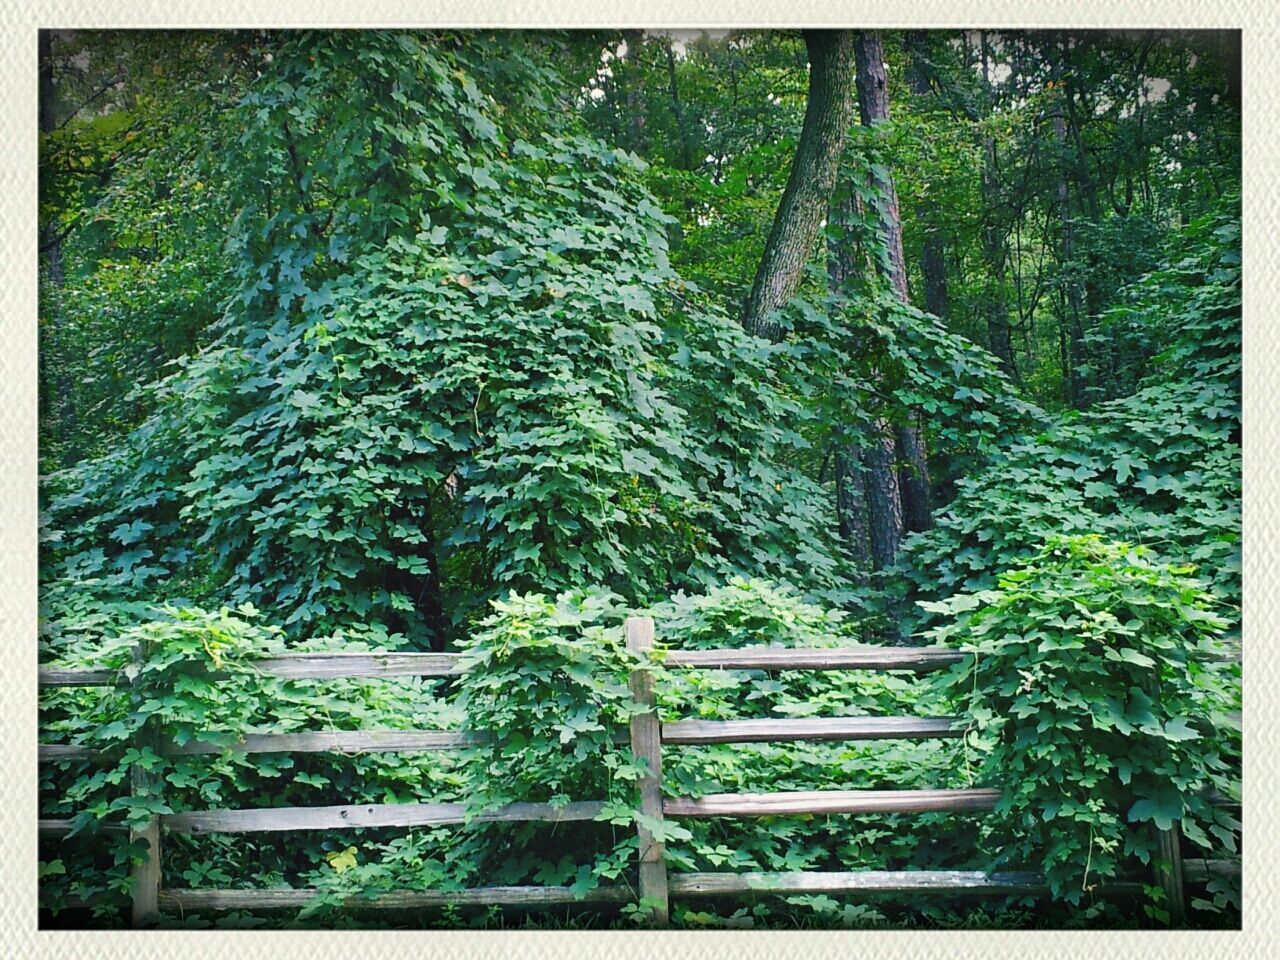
[905,33,950,322]
[663,38,695,171]
[854,31,932,536]
[742,30,858,340]
[826,189,877,579]
[39,31,64,284]
[854,34,909,302]
[834,449,871,579]
[977,32,1016,379]
[864,432,904,571]
[620,30,648,154]
[1050,42,1089,410]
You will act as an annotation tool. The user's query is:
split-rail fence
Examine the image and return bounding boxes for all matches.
[38,617,1238,927]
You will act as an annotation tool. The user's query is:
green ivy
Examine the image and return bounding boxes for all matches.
[904,198,1241,636]
[922,536,1240,918]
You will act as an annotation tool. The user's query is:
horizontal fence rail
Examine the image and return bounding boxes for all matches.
[671,870,1051,896]
[163,800,610,835]
[662,647,968,672]
[37,618,1238,927]
[158,885,634,912]
[38,652,466,688]
[661,716,962,745]
[39,716,960,765]
[664,788,1003,818]
[38,644,1237,689]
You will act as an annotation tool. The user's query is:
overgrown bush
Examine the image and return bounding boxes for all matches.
[922,536,1241,920]
[39,604,465,926]
[904,199,1242,638]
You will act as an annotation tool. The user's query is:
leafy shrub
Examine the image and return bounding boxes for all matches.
[904,199,1241,636]
[922,536,1241,917]
[39,604,465,926]
[645,578,980,916]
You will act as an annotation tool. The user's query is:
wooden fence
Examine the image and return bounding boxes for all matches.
[37,617,1237,927]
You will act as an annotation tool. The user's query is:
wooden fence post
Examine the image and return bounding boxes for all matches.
[626,616,669,926]
[1142,673,1186,926]
[1155,824,1186,926]
[129,642,162,926]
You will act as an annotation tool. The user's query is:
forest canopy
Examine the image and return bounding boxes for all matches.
[38,29,1240,930]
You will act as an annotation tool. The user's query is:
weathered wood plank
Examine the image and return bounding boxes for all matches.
[1156,824,1186,924]
[41,732,484,763]
[43,728,626,762]
[39,668,118,687]
[664,787,1001,819]
[39,743,110,763]
[131,816,161,926]
[668,870,1046,896]
[39,652,465,689]
[627,616,669,927]
[662,716,961,745]
[39,645,1234,688]
[130,642,163,927]
[162,799,608,835]
[39,818,128,836]
[1182,859,1240,883]
[158,884,632,912]
[251,652,464,680]
[167,729,489,756]
[663,646,967,673]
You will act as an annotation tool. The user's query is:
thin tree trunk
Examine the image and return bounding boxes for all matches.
[663,38,695,171]
[854,33,909,302]
[978,32,1016,378]
[39,32,63,285]
[1052,48,1089,410]
[905,33,950,323]
[621,30,647,154]
[854,31,932,536]
[742,30,858,340]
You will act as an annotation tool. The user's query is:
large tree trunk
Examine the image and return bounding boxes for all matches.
[742,30,857,340]
[826,189,877,580]
[854,31,932,537]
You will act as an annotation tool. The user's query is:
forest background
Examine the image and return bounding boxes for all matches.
[34,27,1242,930]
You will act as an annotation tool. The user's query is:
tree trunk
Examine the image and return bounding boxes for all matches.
[826,188,878,579]
[663,39,695,171]
[854,31,932,536]
[620,30,648,154]
[834,449,871,579]
[903,34,952,321]
[978,32,1016,379]
[1051,46,1089,411]
[864,433,904,571]
[39,32,63,284]
[742,30,857,340]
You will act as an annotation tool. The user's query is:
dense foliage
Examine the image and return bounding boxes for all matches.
[38,28,1240,929]
[903,201,1241,633]
[923,537,1240,919]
